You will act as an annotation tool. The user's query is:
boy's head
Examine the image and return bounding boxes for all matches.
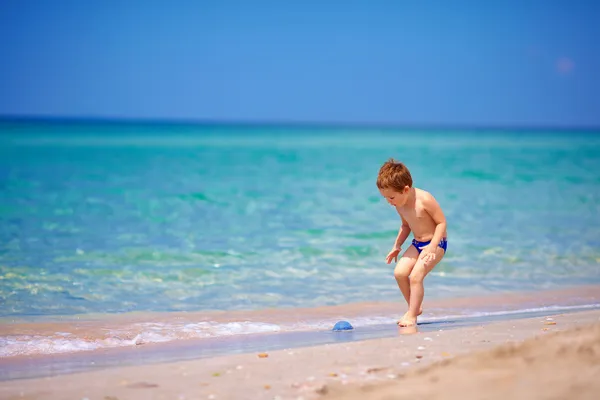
[376,159,413,207]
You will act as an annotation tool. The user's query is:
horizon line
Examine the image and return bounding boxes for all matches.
[1,114,599,132]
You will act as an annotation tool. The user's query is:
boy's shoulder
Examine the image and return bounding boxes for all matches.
[414,187,433,199]
[414,187,438,205]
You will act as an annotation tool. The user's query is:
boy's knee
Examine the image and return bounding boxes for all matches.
[394,268,410,280]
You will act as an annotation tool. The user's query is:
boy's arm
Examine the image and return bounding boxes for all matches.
[423,194,447,248]
[393,215,411,249]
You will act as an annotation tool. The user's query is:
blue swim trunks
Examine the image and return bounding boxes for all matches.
[411,238,448,254]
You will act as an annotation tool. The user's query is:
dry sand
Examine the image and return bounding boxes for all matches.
[1,309,599,400]
[326,313,600,400]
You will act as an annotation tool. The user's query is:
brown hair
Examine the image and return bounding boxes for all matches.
[376,158,413,191]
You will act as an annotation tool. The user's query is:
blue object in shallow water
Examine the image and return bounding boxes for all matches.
[332,321,354,331]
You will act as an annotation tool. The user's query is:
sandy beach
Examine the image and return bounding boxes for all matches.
[325,311,600,400]
[3,3,600,398]
[1,308,599,400]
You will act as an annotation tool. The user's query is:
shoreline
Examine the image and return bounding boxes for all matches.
[1,285,599,362]
[1,309,598,399]
[0,285,598,383]
[4,303,597,381]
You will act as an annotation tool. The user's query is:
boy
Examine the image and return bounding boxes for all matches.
[376,159,447,327]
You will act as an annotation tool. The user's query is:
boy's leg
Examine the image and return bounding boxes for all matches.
[399,246,446,327]
[393,245,419,308]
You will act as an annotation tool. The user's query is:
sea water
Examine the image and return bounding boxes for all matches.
[1,120,599,317]
[0,120,599,356]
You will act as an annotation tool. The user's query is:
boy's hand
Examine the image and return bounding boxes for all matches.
[386,247,401,264]
[421,245,437,265]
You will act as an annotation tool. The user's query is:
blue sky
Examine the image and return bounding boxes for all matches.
[1,0,599,127]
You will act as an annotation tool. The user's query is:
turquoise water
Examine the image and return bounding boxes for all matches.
[1,121,599,317]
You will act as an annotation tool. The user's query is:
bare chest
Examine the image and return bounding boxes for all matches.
[397,204,432,227]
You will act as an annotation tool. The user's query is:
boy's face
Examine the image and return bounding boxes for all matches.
[379,186,410,207]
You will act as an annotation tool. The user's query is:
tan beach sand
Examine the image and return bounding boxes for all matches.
[326,313,600,400]
[1,309,599,400]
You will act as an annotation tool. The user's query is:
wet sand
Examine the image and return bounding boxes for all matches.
[1,309,598,400]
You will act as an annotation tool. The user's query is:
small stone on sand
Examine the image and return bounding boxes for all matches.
[545,321,557,325]
[264,385,271,390]
[367,367,388,373]
[126,382,159,389]
[315,384,328,395]
[258,353,269,358]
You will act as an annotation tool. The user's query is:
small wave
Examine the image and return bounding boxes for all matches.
[0,321,282,358]
[0,315,401,358]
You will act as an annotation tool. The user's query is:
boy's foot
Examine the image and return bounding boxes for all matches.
[398,315,417,327]
[396,308,422,325]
